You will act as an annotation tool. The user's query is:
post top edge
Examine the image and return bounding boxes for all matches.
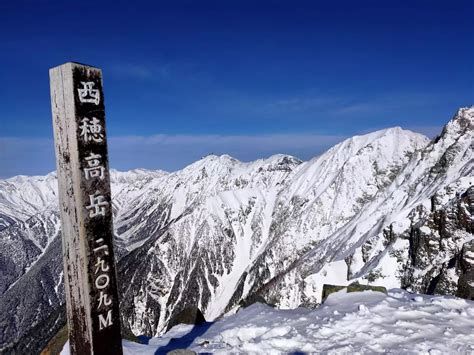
[49,62,102,71]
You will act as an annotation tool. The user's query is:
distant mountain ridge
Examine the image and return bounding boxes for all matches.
[0,107,472,354]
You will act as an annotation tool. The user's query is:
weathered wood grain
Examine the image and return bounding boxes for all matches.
[49,62,123,355]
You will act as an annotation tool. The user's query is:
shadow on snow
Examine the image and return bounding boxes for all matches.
[154,322,214,354]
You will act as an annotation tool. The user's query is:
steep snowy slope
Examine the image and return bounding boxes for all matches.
[0,169,166,296]
[218,126,431,309]
[262,107,473,307]
[113,155,301,255]
[117,126,429,336]
[0,173,58,231]
[344,107,474,296]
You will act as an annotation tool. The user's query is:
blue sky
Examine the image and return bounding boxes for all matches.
[0,0,473,177]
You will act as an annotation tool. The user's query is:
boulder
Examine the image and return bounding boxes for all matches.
[322,282,387,302]
[166,307,206,331]
[40,325,68,355]
[239,294,275,309]
[166,350,197,355]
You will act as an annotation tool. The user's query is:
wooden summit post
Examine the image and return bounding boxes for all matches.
[49,62,123,354]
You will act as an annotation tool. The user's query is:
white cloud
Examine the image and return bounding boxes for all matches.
[107,63,169,80]
[0,137,55,178]
[331,103,381,115]
[108,133,347,172]
[263,96,340,113]
[0,133,347,178]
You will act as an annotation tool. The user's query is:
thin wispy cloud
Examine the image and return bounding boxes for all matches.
[331,102,381,115]
[0,133,348,178]
[110,133,348,171]
[184,89,461,124]
[0,89,455,178]
[0,137,55,178]
[330,91,464,118]
[107,63,170,80]
[265,96,340,112]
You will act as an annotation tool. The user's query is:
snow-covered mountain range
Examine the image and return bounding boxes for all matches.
[0,107,472,353]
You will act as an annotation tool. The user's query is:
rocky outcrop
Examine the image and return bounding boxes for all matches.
[322,282,387,302]
[166,307,206,332]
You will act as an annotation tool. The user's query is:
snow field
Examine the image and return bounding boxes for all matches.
[60,289,474,354]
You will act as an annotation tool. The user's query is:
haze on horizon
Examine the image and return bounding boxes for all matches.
[0,0,473,178]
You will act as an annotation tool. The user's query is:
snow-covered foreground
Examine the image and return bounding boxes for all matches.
[61,289,474,354]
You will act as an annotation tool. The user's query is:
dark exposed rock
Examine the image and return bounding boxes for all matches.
[401,186,473,296]
[166,307,206,332]
[40,325,68,355]
[457,240,474,300]
[0,236,65,354]
[166,350,197,355]
[322,282,387,302]
[239,293,275,309]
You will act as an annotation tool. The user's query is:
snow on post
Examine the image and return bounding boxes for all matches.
[49,62,123,355]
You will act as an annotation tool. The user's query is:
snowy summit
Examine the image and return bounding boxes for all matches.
[61,288,474,354]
